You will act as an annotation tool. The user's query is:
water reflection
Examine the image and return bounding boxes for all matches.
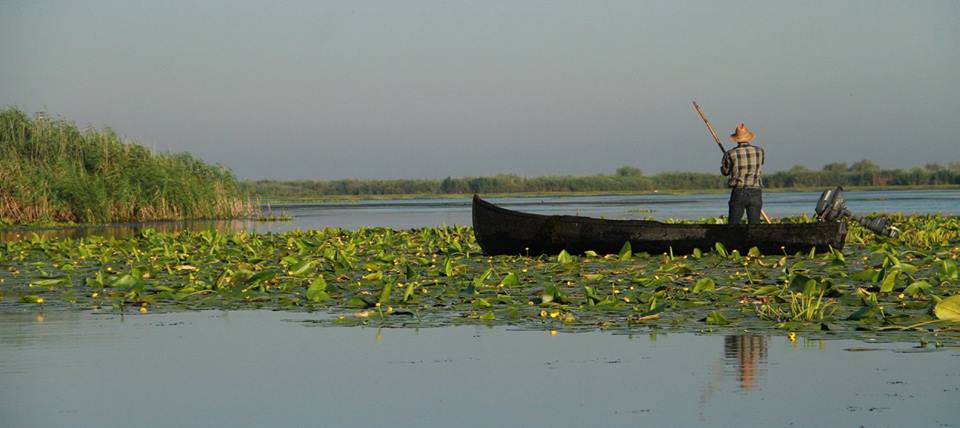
[1,312,957,428]
[4,189,960,241]
[723,335,768,391]
[699,335,770,420]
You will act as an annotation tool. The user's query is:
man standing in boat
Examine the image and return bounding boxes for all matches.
[721,123,764,224]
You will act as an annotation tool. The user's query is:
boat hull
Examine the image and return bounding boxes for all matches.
[472,195,847,256]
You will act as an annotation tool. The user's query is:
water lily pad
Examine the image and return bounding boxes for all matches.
[705,311,728,325]
[692,277,715,294]
[934,295,960,321]
[499,272,519,287]
[306,276,329,303]
[903,280,932,297]
[619,242,632,261]
[879,269,900,293]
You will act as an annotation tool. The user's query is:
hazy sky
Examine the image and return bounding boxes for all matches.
[2,1,958,180]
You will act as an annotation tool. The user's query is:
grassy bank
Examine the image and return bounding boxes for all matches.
[0,108,252,224]
[247,162,960,201]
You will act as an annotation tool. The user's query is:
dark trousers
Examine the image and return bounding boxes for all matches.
[728,187,763,225]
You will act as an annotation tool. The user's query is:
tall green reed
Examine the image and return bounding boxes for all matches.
[0,107,253,224]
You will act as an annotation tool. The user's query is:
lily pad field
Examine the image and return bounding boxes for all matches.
[2,213,959,345]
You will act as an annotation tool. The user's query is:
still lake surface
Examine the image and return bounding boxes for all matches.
[2,189,960,427]
[1,311,958,428]
[5,189,960,240]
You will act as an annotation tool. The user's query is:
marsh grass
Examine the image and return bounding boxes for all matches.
[788,290,837,322]
[754,290,838,323]
[0,108,253,224]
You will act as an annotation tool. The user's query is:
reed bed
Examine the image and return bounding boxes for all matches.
[0,108,252,224]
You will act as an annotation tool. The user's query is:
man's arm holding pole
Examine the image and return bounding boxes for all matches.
[692,101,772,224]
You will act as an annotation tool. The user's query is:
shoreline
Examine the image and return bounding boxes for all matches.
[255,184,960,204]
[3,185,958,230]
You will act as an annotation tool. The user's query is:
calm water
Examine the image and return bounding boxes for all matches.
[1,310,957,428]
[5,189,960,240]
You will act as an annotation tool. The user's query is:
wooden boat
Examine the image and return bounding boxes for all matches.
[472,195,847,256]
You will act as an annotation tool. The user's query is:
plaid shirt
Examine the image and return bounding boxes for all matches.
[721,143,764,188]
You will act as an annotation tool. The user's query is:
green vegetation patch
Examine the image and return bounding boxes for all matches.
[1,215,959,346]
[0,108,251,224]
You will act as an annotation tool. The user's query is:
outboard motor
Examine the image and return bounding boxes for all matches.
[815,187,898,238]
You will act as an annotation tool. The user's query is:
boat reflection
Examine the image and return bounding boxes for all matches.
[723,335,768,391]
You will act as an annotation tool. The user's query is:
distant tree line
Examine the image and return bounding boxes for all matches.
[247,161,960,199]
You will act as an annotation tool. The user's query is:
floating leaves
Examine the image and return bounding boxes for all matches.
[705,311,729,325]
[287,260,315,277]
[305,276,329,303]
[0,216,958,343]
[378,282,393,307]
[789,274,818,296]
[934,295,960,321]
[618,242,632,261]
[902,280,932,297]
[541,284,562,305]
[714,242,728,258]
[879,269,900,293]
[499,272,520,287]
[30,276,71,287]
[442,258,457,277]
[362,271,383,281]
[692,277,716,294]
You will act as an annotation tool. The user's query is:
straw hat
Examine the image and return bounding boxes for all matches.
[729,122,755,143]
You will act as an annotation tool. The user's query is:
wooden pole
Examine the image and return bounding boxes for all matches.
[693,101,726,155]
[692,101,773,224]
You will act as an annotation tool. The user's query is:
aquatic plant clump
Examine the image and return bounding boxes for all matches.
[1,215,958,345]
[0,108,252,224]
